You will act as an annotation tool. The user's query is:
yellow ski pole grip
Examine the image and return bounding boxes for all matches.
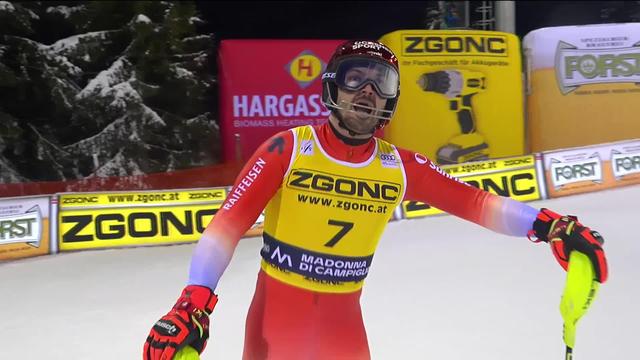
[173,345,200,360]
[559,251,600,359]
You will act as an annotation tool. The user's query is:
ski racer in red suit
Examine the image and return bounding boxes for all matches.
[144,40,608,360]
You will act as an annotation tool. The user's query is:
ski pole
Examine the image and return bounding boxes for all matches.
[559,251,600,359]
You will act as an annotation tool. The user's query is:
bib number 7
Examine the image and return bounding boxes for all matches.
[325,220,354,247]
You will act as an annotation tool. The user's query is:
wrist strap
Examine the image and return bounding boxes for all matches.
[529,208,562,242]
[177,285,218,314]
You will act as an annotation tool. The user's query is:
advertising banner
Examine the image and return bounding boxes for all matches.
[402,154,541,219]
[379,30,525,165]
[218,40,344,162]
[524,23,640,152]
[543,139,640,198]
[58,188,227,251]
[0,196,51,261]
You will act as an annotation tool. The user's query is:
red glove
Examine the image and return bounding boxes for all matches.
[528,208,608,283]
[144,285,218,360]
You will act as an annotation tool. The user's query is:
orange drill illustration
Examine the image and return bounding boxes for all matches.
[417,69,489,164]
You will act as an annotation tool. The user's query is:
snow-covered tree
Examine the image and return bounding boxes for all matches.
[0,1,218,183]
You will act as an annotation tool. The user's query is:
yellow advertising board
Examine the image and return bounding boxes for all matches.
[0,196,51,261]
[524,23,640,152]
[402,155,541,219]
[58,188,227,251]
[379,30,524,165]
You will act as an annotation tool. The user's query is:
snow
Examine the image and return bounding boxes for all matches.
[63,115,128,153]
[38,31,120,77]
[76,57,130,100]
[128,129,142,141]
[109,81,143,109]
[86,149,143,177]
[46,53,82,77]
[173,65,194,79]
[0,1,216,181]
[5,36,83,79]
[25,7,38,20]
[0,1,15,12]
[49,35,82,53]
[0,158,25,183]
[46,5,70,16]
[45,5,84,18]
[141,104,167,127]
[186,113,211,127]
[1,185,638,359]
[47,31,114,55]
[182,35,211,43]
[135,14,151,24]
[189,16,204,25]
[51,78,75,109]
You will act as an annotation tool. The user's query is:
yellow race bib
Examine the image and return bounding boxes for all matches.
[260,126,405,293]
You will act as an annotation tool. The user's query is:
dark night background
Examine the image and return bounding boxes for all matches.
[2,1,639,186]
[194,1,640,41]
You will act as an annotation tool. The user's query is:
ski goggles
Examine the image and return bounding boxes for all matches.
[334,58,399,99]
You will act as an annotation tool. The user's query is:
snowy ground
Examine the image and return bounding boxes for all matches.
[2,185,638,360]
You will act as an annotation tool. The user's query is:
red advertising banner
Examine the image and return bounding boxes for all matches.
[218,39,344,163]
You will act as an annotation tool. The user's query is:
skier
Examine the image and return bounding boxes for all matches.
[143,40,608,360]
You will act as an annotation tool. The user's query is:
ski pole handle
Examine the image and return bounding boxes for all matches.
[559,251,600,359]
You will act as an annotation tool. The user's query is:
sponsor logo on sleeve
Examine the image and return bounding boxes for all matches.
[403,155,540,219]
[380,153,398,168]
[414,153,428,164]
[223,157,267,210]
[300,140,314,155]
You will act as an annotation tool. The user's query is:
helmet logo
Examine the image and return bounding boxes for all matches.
[352,41,389,52]
[285,50,326,89]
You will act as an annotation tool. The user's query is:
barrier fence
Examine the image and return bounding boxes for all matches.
[2,138,639,262]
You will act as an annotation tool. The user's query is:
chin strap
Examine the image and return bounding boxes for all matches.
[328,118,372,146]
[322,83,391,137]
